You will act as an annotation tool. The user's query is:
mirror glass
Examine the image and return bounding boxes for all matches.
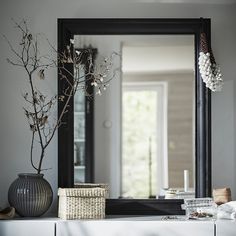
[74,63,86,183]
[73,34,195,199]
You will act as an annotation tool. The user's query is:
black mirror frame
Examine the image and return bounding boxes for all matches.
[58,18,211,215]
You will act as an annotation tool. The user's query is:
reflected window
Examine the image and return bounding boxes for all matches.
[122,82,168,198]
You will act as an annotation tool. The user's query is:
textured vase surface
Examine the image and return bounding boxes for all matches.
[8,173,53,217]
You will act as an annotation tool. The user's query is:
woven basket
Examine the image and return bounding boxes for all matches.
[58,186,106,220]
[74,183,109,198]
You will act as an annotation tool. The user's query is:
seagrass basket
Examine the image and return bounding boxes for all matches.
[58,185,106,220]
[74,183,109,198]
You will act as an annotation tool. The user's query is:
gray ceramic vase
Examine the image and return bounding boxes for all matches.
[8,173,53,217]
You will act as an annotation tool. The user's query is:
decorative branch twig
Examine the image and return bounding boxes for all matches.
[5,19,118,173]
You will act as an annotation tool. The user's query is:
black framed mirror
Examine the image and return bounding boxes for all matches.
[58,18,211,215]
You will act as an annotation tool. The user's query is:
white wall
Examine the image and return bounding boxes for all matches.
[0,0,236,213]
[212,80,235,195]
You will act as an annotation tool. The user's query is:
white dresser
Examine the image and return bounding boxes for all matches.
[0,216,235,236]
[57,217,215,236]
[216,219,236,236]
[0,218,55,236]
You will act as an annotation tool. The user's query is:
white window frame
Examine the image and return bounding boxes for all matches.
[122,81,168,196]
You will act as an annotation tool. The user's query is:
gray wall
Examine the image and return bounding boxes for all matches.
[0,0,236,213]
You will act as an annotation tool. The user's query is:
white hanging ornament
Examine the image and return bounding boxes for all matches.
[198,33,223,92]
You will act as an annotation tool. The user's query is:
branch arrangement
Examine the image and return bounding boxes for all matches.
[4,19,118,173]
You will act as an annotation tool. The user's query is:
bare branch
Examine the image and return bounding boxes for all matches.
[3,35,22,60]
[30,132,38,172]
[6,58,24,67]
[5,19,118,173]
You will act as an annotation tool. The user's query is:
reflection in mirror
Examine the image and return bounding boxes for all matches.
[73,35,195,199]
[74,64,86,183]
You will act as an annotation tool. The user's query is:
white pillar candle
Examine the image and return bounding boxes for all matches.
[184,170,189,192]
